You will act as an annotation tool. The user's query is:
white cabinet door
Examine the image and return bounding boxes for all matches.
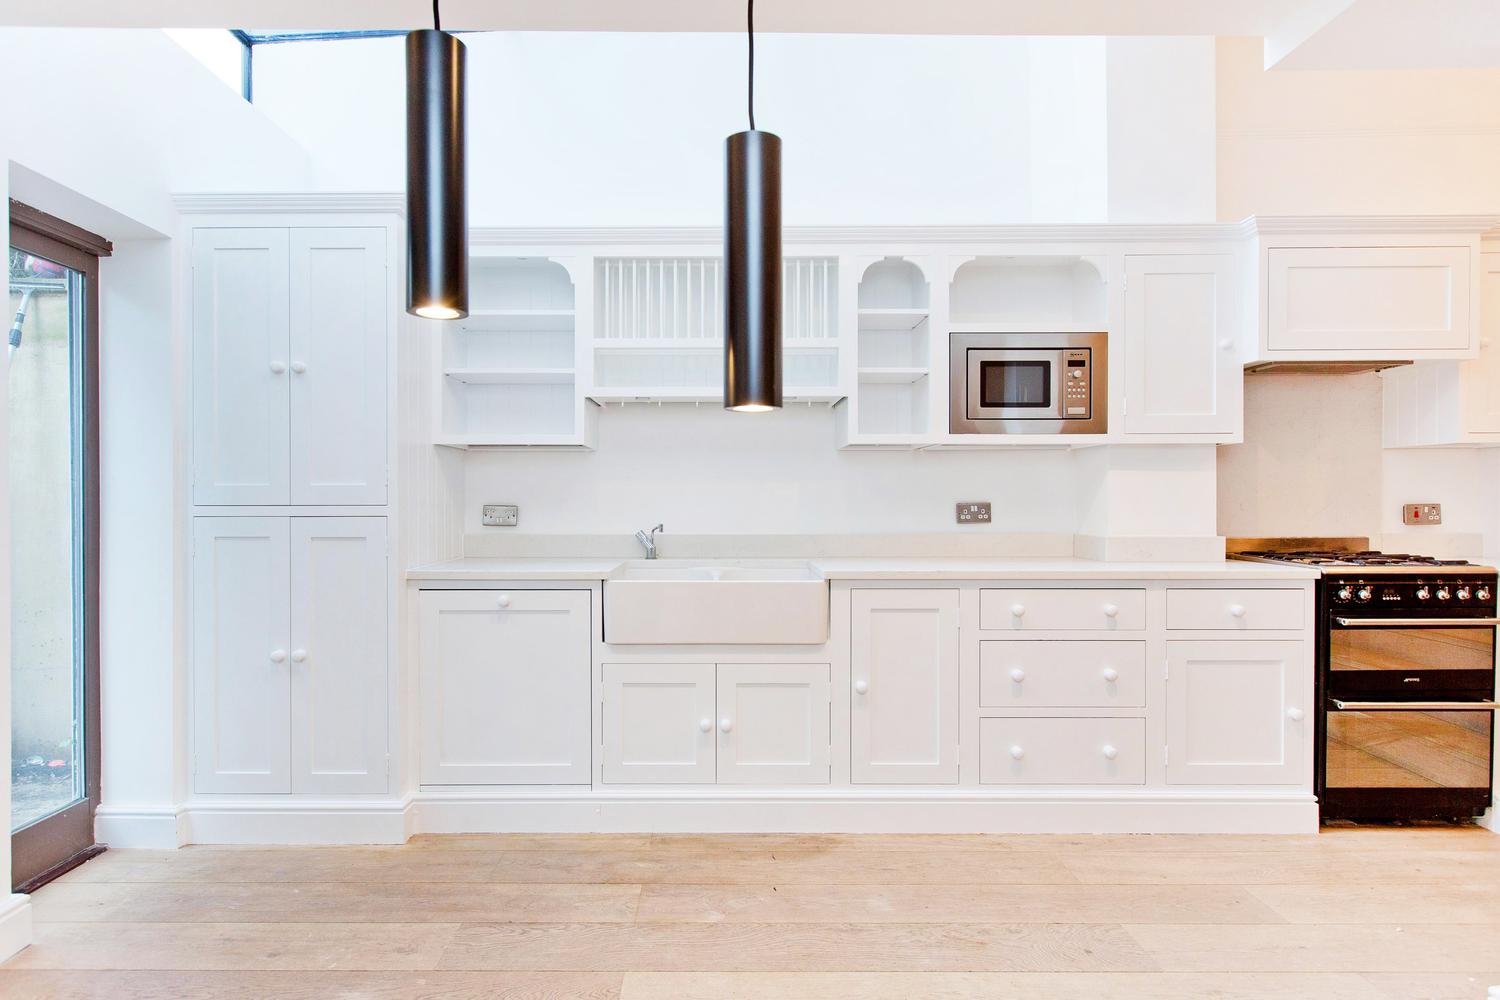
[192,517,291,793]
[290,518,388,794]
[1166,640,1309,785]
[419,590,592,785]
[716,663,830,785]
[851,589,960,784]
[289,229,388,505]
[1267,246,1471,355]
[1462,253,1500,433]
[1124,254,1238,435]
[192,229,291,505]
[602,663,716,784]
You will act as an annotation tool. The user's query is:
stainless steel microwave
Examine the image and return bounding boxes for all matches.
[949,332,1108,434]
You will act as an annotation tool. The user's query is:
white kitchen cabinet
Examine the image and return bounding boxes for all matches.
[979,717,1145,785]
[1266,246,1473,357]
[979,588,1146,632]
[602,663,716,784]
[851,589,959,784]
[978,641,1146,709]
[193,516,388,794]
[192,230,292,506]
[1123,254,1239,436]
[1165,640,1308,785]
[716,663,830,785]
[192,226,388,505]
[420,590,592,785]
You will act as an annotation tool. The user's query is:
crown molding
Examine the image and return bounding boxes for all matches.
[469,222,1250,247]
[172,192,404,214]
[1247,214,1500,236]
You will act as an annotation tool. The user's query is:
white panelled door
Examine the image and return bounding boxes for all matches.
[1165,640,1308,785]
[602,663,716,784]
[850,589,960,784]
[289,518,389,794]
[289,229,388,504]
[1124,254,1239,435]
[192,229,291,505]
[419,590,592,785]
[716,663,830,785]
[192,517,291,793]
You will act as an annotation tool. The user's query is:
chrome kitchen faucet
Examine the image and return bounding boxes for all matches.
[634,523,664,560]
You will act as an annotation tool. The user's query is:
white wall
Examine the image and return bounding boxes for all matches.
[1105,37,1217,222]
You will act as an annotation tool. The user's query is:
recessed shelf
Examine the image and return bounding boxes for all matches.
[456,309,575,333]
[434,433,589,450]
[857,367,930,384]
[443,367,575,385]
[857,308,930,331]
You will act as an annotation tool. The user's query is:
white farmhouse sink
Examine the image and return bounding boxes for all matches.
[604,561,829,644]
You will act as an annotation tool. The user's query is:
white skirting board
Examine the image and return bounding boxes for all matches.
[159,790,1320,844]
[0,894,33,963]
[95,804,189,849]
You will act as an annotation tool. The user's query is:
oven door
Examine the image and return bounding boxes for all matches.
[1328,618,1498,697]
[1323,700,1496,818]
[965,349,1063,421]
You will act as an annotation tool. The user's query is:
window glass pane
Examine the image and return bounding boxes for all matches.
[9,245,85,831]
[164,29,246,98]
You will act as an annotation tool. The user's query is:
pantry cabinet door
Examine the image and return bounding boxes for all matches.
[1124,254,1239,435]
[289,228,388,505]
[602,663,716,784]
[289,518,389,794]
[192,517,291,793]
[716,663,830,785]
[192,229,291,505]
[419,590,592,785]
[1166,640,1309,785]
[850,589,960,784]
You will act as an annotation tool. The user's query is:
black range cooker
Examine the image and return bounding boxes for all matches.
[1231,539,1500,821]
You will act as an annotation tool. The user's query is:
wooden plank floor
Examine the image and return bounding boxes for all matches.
[3,827,1500,998]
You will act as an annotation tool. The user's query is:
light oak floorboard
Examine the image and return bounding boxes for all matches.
[1125,922,1500,973]
[0,969,623,999]
[1248,882,1500,924]
[1362,972,1500,1000]
[1063,848,1500,885]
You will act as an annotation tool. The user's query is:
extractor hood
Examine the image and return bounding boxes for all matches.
[1244,360,1414,375]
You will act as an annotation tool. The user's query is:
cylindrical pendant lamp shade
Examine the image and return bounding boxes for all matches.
[405,29,468,320]
[723,129,782,411]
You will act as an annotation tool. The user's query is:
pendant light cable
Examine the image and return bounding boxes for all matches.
[746,0,755,130]
[433,0,441,31]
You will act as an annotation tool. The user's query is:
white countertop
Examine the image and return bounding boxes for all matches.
[406,556,1321,582]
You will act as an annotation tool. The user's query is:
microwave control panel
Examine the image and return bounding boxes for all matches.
[1062,349,1092,419]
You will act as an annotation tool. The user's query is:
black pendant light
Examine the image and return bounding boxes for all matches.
[406,0,468,319]
[724,0,782,411]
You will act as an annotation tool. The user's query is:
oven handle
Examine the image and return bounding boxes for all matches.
[1330,699,1500,712]
[1333,617,1500,627]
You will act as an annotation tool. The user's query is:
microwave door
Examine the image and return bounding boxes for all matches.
[966,350,1061,421]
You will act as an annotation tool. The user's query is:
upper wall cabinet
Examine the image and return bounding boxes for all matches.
[840,256,934,446]
[1123,254,1240,437]
[192,227,389,505]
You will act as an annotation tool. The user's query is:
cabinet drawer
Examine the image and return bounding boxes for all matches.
[1167,589,1304,631]
[979,641,1145,708]
[980,718,1145,785]
[979,589,1145,631]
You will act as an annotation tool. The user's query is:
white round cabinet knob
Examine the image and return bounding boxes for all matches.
[719,718,733,734]
[269,649,288,663]
[699,718,713,733]
[1009,668,1026,683]
[290,649,308,663]
[496,594,512,608]
[1102,603,1120,619]
[854,679,869,695]
[1102,745,1119,760]
[1229,603,1247,618]
[1010,603,1026,618]
[1219,339,1234,350]
[269,361,287,374]
[1102,667,1120,683]
[1287,707,1305,722]
[1009,745,1025,760]
[290,361,307,374]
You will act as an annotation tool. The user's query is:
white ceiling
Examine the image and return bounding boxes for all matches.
[0,0,1493,70]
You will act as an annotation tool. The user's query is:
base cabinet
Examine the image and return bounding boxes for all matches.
[419,590,592,785]
[1165,639,1308,785]
[192,516,388,794]
[602,663,830,785]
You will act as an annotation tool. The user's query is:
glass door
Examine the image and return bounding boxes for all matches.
[8,210,103,891]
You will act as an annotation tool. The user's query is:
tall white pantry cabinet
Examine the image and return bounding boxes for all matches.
[186,206,399,799]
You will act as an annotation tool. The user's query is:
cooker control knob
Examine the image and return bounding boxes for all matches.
[1415,586,1431,601]
[1478,586,1492,602]
[1356,586,1373,603]
[1457,586,1472,601]
[1436,586,1451,601]
[1336,586,1353,602]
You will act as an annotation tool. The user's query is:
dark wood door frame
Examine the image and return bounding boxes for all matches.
[9,203,109,892]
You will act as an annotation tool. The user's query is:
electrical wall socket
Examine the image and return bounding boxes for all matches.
[482,504,519,527]
[1402,503,1442,526]
[956,502,992,524]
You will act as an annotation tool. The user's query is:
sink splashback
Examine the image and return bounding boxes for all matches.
[464,532,1077,560]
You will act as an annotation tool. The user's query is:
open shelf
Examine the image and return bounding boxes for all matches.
[858,366,930,384]
[443,367,575,385]
[857,307,930,331]
[456,309,575,333]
